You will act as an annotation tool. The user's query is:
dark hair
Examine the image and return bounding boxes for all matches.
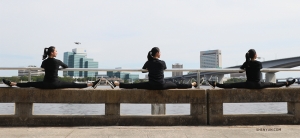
[245,49,256,66]
[147,47,160,61]
[43,46,55,60]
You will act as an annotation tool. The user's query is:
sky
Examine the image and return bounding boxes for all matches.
[1,0,300,78]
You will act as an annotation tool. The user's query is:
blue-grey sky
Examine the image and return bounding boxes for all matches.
[1,0,300,78]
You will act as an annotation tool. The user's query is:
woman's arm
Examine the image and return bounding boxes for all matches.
[59,60,68,68]
[239,62,246,73]
[142,61,148,73]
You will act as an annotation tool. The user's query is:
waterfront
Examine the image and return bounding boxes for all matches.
[0,84,297,115]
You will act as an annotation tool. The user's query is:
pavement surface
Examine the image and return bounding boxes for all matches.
[0,125,300,138]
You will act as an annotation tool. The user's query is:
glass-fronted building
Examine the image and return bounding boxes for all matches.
[63,48,98,78]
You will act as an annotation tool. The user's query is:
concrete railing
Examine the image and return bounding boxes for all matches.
[1,67,300,86]
[0,88,207,126]
[208,88,300,125]
[1,88,300,126]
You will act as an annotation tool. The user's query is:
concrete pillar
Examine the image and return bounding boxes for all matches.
[15,103,32,121]
[28,70,31,82]
[265,72,276,83]
[197,71,201,89]
[151,104,166,115]
[288,102,300,123]
[217,74,224,84]
[105,103,120,116]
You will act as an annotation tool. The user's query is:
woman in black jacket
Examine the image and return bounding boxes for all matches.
[207,49,295,89]
[2,46,100,89]
[107,47,198,90]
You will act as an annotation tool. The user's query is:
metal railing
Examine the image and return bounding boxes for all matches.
[1,67,300,88]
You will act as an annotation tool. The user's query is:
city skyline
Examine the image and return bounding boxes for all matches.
[1,1,300,78]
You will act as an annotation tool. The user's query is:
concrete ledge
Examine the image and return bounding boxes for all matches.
[0,115,204,126]
[0,88,207,126]
[2,88,300,126]
[0,88,206,103]
[208,88,300,125]
[208,88,300,103]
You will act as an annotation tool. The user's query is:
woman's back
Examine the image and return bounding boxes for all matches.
[241,60,262,82]
[143,59,166,84]
[41,58,68,82]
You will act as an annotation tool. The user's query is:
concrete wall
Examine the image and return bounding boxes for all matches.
[0,88,207,126]
[0,88,300,126]
[208,88,300,125]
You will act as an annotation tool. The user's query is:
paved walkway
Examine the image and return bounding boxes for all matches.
[0,125,299,138]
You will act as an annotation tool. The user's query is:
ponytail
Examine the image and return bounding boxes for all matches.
[43,48,48,60]
[245,49,257,67]
[147,47,160,61]
[42,46,56,60]
[147,51,154,61]
[245,52,250,67]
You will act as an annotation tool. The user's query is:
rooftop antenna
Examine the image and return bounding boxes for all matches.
[74,42,81,45]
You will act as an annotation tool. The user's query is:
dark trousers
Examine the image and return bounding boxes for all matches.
[16,81,88,89]
[119,81,192,90]
[216,81,286,89]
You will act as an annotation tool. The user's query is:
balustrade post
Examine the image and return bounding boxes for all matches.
[265,72,276,83]
[151,104,166,115]
[28,69,31,82]
[15,103,33,120]
[288,102,300,123]
[105,103,120,116]
[197,71,201,89]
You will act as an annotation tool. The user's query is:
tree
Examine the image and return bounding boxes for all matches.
[124,79,129,84]
[224,78,246,83]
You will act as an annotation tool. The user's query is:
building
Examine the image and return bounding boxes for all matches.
[18,65,45,77]
[200,50,222,68]
[63,48,98,78]
[172,63,183,77]
[107,67,139,81]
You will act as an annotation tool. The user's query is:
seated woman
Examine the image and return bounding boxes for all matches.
[107,47,199,90]
[207,49,295,89]
[2,46,100,89]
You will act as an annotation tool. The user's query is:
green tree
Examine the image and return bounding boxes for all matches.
[224,78,246,83]
[124,79,129,84]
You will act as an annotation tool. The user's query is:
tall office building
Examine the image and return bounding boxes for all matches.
[200,50,222,68]
[63,48,98,78]
[172,63,183,77]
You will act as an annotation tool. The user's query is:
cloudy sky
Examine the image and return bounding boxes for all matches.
[1,0,300,78]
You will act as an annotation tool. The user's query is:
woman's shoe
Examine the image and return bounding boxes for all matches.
[92,79,101,89]
[2,79,12,87]
[286,79,296,87]
[193,82,198,88]
[107,81,116,89]
[206,80,216,89]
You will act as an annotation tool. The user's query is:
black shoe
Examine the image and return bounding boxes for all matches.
[199,78,204,85]
[92,79,101,89]
[193,82,198,88]
[2,79,12,87]
[107,81,116,89]
[286,79,296,87]
[103,78,116,89]
[206,80,216,89]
